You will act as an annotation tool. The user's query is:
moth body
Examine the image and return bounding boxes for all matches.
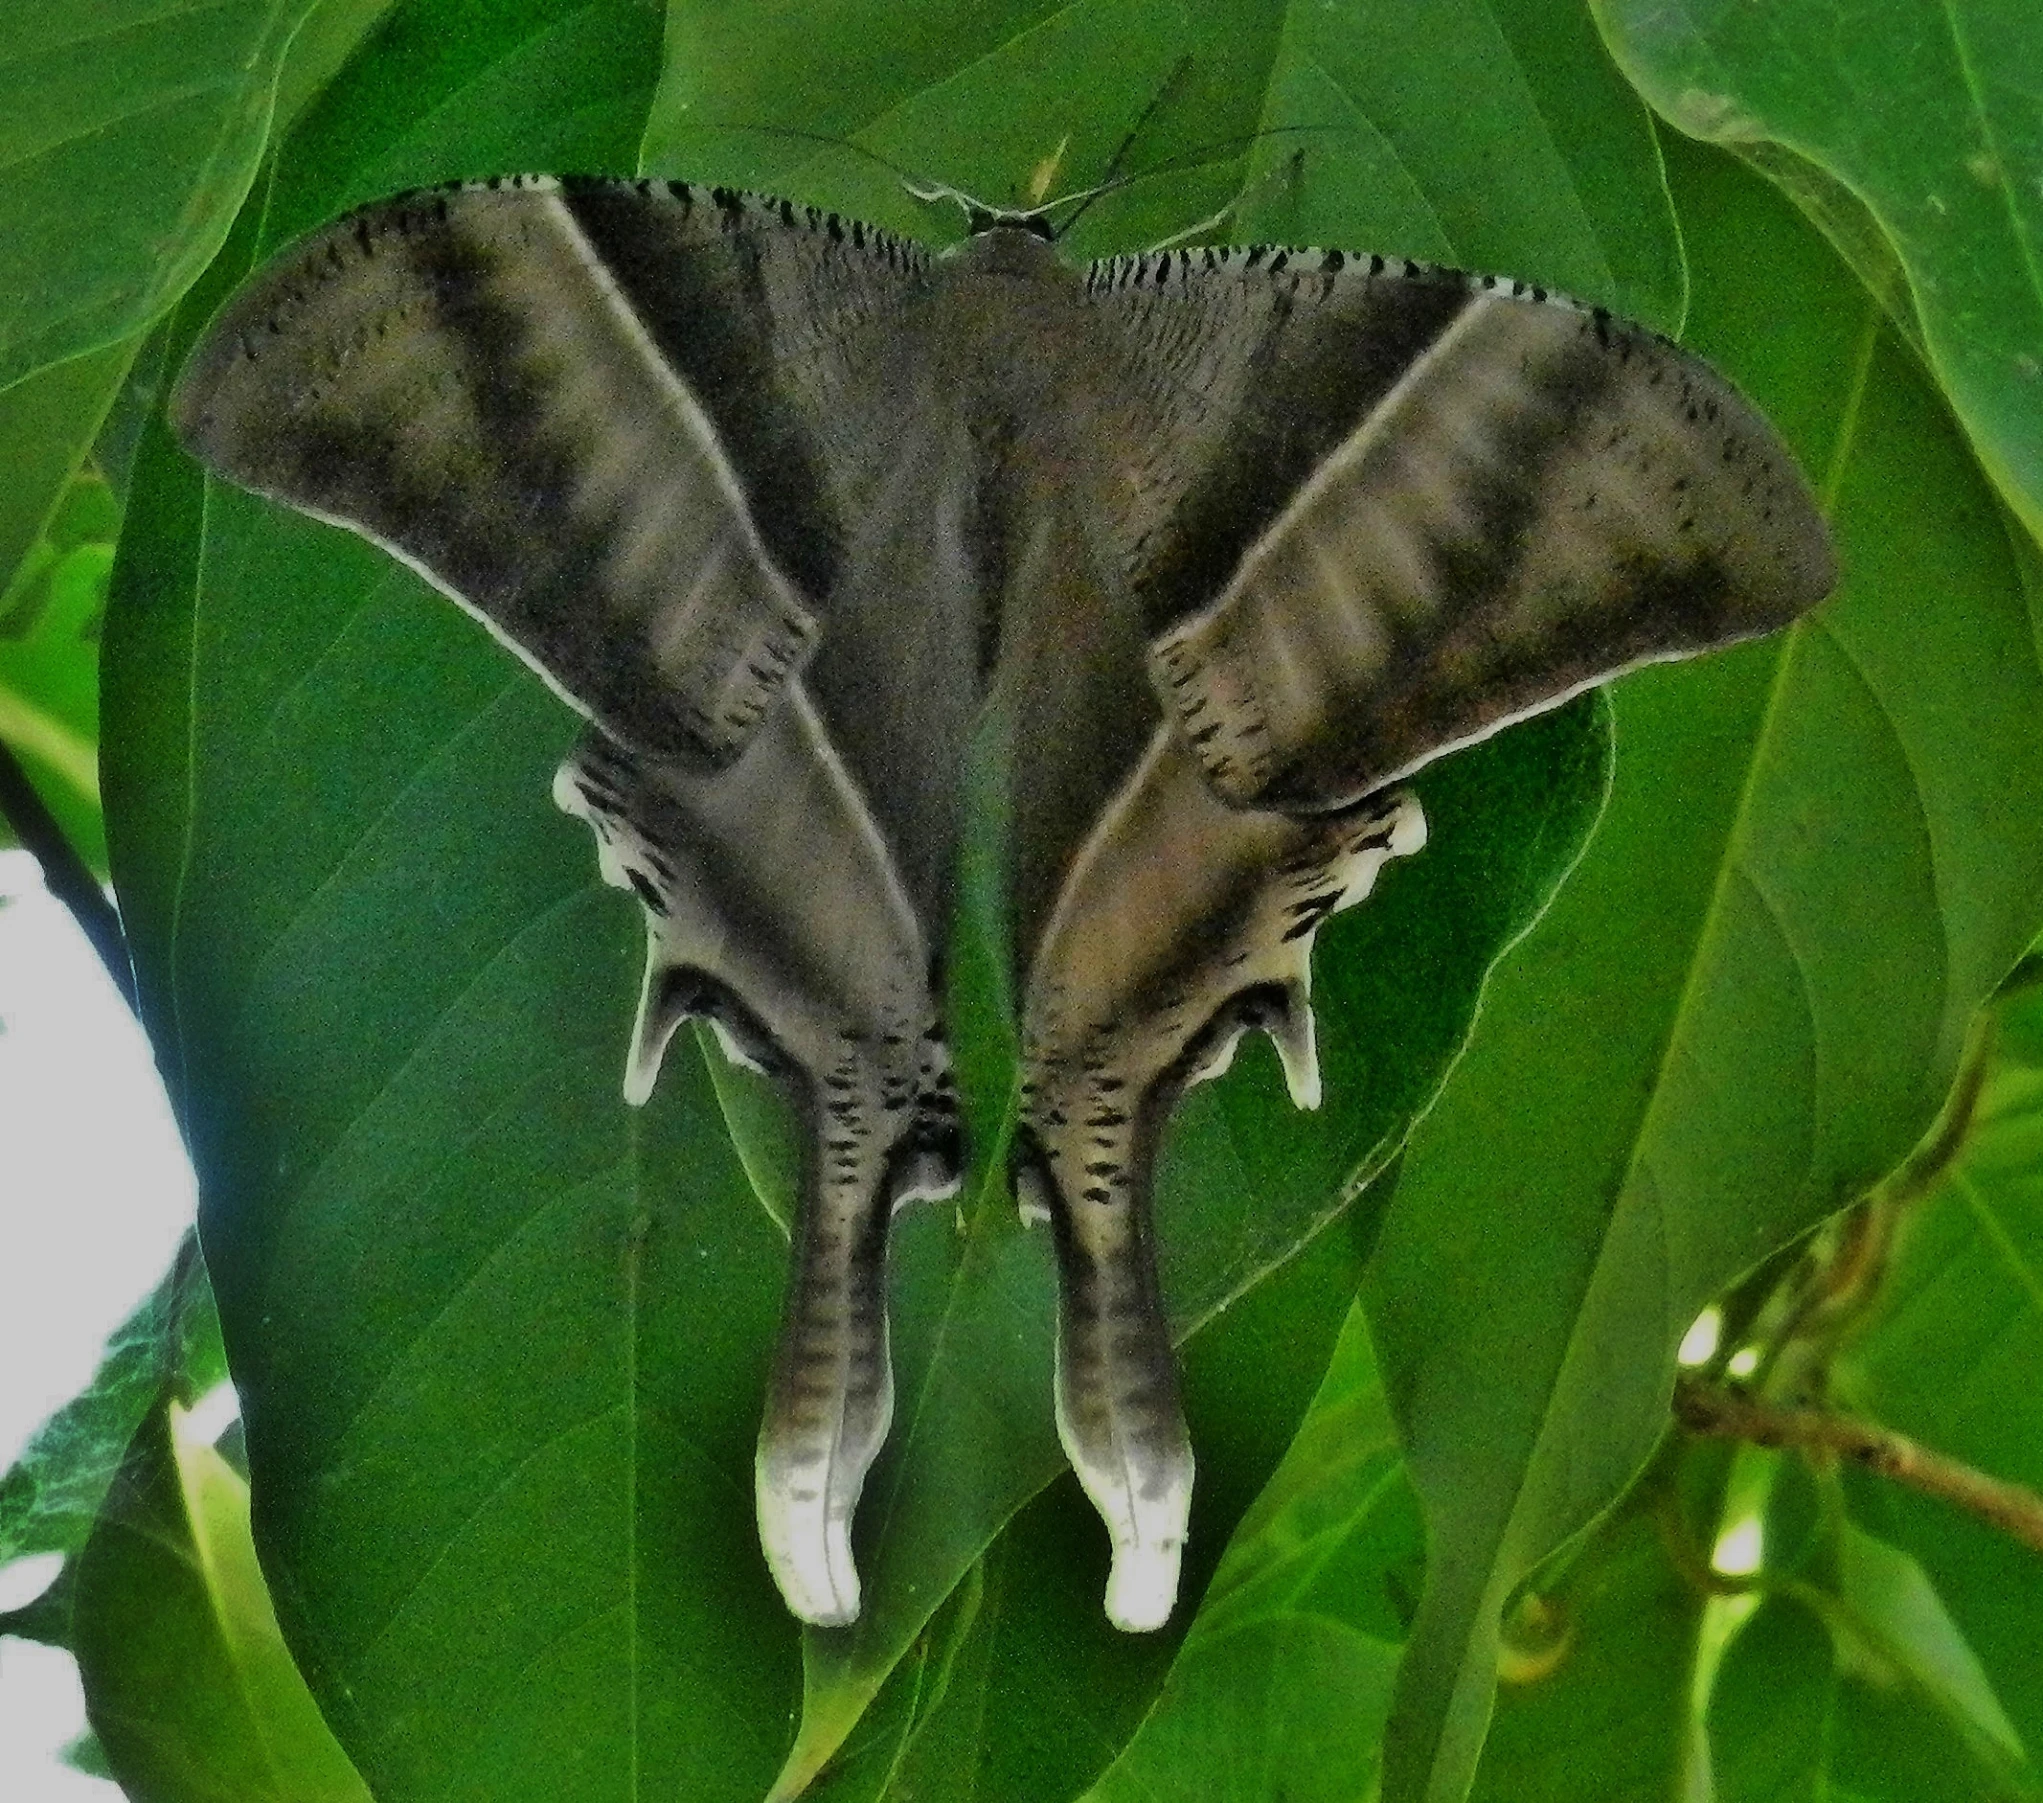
[173,171,1834,1636]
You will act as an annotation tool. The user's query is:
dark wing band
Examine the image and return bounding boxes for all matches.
[173,178,925,769]
[1090,252,1836,812]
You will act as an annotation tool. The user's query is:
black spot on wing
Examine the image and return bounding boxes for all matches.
[1412,327,1623,623]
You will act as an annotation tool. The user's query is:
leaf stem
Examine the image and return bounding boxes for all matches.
[1674,1377,2043,1558]
[0,736,135,1013]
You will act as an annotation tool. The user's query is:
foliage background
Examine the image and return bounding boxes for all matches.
[2,2,2041,1801]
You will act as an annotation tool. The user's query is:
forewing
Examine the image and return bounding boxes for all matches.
[172,177,930,769]
[1087,249,1836,811]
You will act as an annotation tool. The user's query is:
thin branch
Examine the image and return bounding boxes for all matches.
[0,735,135,1012]
[1675,1376,2043,1557]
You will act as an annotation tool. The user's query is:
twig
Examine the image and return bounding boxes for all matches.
[0,736,135,1012]
[1675,1376,2043,1557]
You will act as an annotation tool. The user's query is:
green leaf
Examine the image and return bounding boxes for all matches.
[0,339,138,871]
[0,494,117,871]
[1832,1519,2025,1772]
[1469,1485,1713,1803]
[0,1235,222,1574]
[1364,132,2043,1803]
[1590,0,2043,546]
[1836,971,2043,1760]
[1086,1618,1400,1803]
[941,1218,1386,1803]
[0,0,317,388]
[1707,1580,2038,1803]
[1706,1595,1838,1803]
[105,8,813,1802]
[0,343,134,620]
[645,0,1683,329]
[72,1391,372,1803]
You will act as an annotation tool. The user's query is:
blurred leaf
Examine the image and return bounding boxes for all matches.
[1086,1619,1399,1803]
[1592,0,2043,546]
[63,1727,116,1780]
[72,1392,371,1803]
[1,0,316,388]
[1186,1301,1422,1646]
[0,472,119,873]
[0,1235,222,1575]
[1469,1486,1713,1803]
[1836,968,2043,1759]
[1365,132,2043,1803]
[1707,1595,1836,1803]
[1708,1580,2038,1803]
[0,345,132,619]
[0,338,138,869]
[0,1559,74,1647]
[1832,1519,2024,1770]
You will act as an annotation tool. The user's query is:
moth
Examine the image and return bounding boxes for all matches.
[172,172,1834,1634]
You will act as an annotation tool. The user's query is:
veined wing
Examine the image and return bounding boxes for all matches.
[173,177,934,770]
[1084,247,1835,811]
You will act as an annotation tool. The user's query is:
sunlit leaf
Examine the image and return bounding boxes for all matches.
[71,1392,371,1803]
[0,1236,221,1574]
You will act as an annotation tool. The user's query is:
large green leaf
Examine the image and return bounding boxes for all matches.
[1590,0,2043,547]
[71,1392,372,1803]
[1,0,317,388]
[1363,132,2043,1803]
[106,7,812,1802]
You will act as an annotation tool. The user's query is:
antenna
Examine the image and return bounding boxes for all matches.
[1051,55,1197,242]
[1051,124,1326,246]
